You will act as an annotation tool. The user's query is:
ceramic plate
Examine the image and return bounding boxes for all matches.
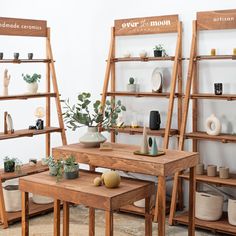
[151,68,163,92]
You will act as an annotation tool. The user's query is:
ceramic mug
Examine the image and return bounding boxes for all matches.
[219,166,229,179]
[207,165,217,177]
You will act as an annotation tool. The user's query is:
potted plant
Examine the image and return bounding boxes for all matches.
[4,156,16,172]
[64,156,79,179]
[46,156,63,181]
[126,77,137,92]
[22,73,41,94]
[62,92,126,147]
[153,44,167,57]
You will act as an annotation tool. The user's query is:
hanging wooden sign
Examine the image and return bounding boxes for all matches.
[115,15,179,36]
[0,17,47,37]
[197,9,236,30]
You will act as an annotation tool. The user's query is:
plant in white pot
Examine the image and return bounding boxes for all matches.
[62,92,126,147]
[22,73,41,94]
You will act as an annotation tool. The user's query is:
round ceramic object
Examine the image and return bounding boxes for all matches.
[195,191,223,221]
[228,199,236,226]
[27,82,38,94]
[205,114,221,136]
[151,68,163,93]
[79,126,106,147]
[3,185,21,212]
[104,171,121,188]
[32,194,54,204]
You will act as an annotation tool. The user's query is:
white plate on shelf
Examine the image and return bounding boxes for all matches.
[151,68,163,92]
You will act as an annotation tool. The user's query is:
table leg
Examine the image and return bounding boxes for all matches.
[105,211,113,236]
[22,191,29,236]
[54,199,60,236]
[145,197,152,236]
[63,201,69,236]
[89,207,95,236]
[188,166,196,236]
[158,176,166,236]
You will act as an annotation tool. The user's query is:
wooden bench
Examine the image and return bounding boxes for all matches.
[19,170,155,236]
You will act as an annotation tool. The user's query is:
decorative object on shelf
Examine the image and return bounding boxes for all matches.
[3,185,21,212]
[4,156,15,172]
[149,137,158,155]
[64,155,79,179]
[219,166,229,179]
[13,52,19,60]
[149,110,161,130]
[99,142,113,151]
[205,114,221,136]
[6,113,14,134]
[123,51,131,58]
[153,44,167,57]
[210,48,216,56]
[126,77,137,92]
[28,125,36,130]
[151,68,163,93]
[103,170,121,188]
[0,52,3,60]
[22,73,41,94]
[233,48,236,56]
[214,83,223,95]
[35,106,45,130]
[228,199,236,226]
[28,53,33,60]
[140,126,149,154]
[4,111,8,134]
[29,158,37,166]
[94,177,103,186]
[46,156,63,181]
[196,163,204,175]
[139,50,147,58]
[195,191,223,221]
[207,164,217,177]
[3,69,11,96]
[32,194,53,204]
[62,92,126,147]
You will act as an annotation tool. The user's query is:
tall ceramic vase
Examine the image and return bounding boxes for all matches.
[79,126,106,147]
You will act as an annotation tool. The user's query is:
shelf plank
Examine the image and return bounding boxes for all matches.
[0,162,49,182]
[0,59,52,63]
[196,55,236,60]
[111,56,175,62]
[0,127,62,141]
[111,127,178,136]
[185,131,236,143]
[179,172,236,187]
[106,91,178,98]
[191,93,236,101]
[174,212,236,235]
[0,93,57,101]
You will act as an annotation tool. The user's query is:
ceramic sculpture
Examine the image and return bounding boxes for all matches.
[205,114,221,136]
[150,137,158,155]
[3,69,10,96]
[140,126,148,154]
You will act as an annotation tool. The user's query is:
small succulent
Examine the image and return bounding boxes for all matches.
[153,44,167,56]
[129,77,135,84]
[64,155,78,173]
[22,73,41,84]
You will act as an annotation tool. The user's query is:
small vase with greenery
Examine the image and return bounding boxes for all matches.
[62,92,126,147]
[46,156,63,181]
[126,77,137,92]
[22,73,41,94]
[4,156,16,172]
[153,44,167,57]
[64,156,79,179]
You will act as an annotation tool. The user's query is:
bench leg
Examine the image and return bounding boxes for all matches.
[158,176,166,236]
[105,211,113,236]
[22,192,29,236]
[63,201,69,236]
[89,207,95,236]
[145,197,152,236]
[54,199,60,236]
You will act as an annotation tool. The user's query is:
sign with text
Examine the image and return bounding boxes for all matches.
[0,17,47,37]
[197,9,236,30]
[115,15,179,36]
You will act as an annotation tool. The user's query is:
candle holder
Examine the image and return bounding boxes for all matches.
[219,166,229,179]
[207,164,217,177]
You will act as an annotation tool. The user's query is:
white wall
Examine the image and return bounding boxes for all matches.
[1,1,236,198]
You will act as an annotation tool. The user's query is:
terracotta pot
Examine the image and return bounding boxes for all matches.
[228,199,236,226]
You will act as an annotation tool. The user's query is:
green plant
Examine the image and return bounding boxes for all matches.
[22,73,41,84]
[129,77,135,84]
[64,156,78,172]
[153,44,167,56]
[3,156,16,172]
[46,156,63,181]
[62,92,126,131]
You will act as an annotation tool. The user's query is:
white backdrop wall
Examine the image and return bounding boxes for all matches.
[1,1,236,200]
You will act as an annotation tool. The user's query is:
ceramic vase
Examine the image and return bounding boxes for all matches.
[149,111,161,130]
[27,82,38,94]
[228,199,236,226]
[3,185,21,212]
[140,127,148,154]
[79,126,106,147]
[150,137,158,155]
[205,114,221,136]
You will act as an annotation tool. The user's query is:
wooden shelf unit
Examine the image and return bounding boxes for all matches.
[169,9,236,235]
[101,15,182,221]
[0,17,67,229]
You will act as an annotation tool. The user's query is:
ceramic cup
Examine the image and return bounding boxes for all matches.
[219,166,229,179]
[211,48,216,56]
[0,52,3,60]
[196,163,204,175]
[207,165,217,177]
[214,83,223,95]
[14,52,19,60]
[28,53,33,60]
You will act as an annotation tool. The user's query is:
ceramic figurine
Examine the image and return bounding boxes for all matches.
[205,114,221,136]
[150,137,158,155]
[3,69,10,96]
[140,126,148,154]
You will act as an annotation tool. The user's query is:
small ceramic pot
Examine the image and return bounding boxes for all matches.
[211,48,216,56]
[28,53,33,60]
[64,164,79,179]
[3,185,21,212]
[196,163,204,175]
[126,84,137,92]
[27,82,38,94]
[207,165,217,177]
[154,50,162,57]
[228,199,236,226]
[219,166,229,179]
[0,52,3,60]
[49,166,57,176]
[14,52,19,60]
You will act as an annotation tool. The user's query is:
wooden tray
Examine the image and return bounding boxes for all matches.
[133,150,165,157]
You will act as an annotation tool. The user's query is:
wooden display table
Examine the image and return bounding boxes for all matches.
[52,143,199,236]
[19,170,154,236]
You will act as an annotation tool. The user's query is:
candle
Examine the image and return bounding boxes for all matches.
[211,48,216,56]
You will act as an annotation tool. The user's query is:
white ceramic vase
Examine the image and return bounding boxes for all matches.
[3,185,21,212]
[79,126,106,147]
[228,199,236,226]
[27,82,38,94]
[195,191,223,221]
[205,114,221,136]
